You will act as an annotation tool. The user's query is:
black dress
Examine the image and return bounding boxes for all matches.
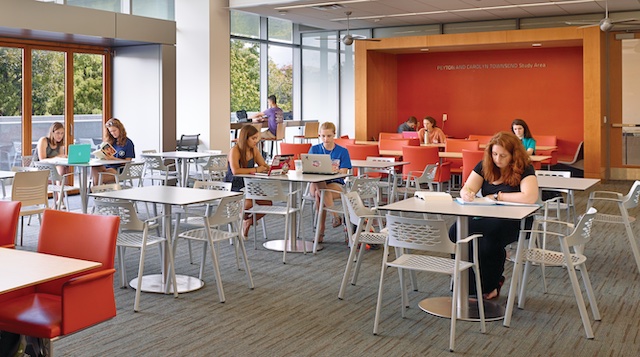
[449,161,535,294]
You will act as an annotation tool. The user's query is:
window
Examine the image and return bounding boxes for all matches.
[268,17,293,43]
[32,49,65,156]
[0,47,23,169]
[132,0,175,21]
[231,11,260,39]
[66,0,121,12]
[268,45,293,112]
[230,40,260,113]
[301,33,338,126]
[73,52,104,144]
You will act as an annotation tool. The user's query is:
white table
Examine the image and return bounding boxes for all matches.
[0,170,15,198]
[0,248,101,294]
[380,197,539,321]
[142,151,214,187]
[90,185,242,293]
[41,158,130,213]
[237,170,350,253]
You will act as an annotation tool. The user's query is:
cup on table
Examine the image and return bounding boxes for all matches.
[294,159,302,171]
[332,159,340,172]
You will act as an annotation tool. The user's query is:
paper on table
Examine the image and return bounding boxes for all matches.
[414,191,452,202]
[455,197,540,207]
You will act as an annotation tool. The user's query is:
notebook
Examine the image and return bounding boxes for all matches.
[255,155,293,176]
[300,154,339,175]
[67,144,92,164]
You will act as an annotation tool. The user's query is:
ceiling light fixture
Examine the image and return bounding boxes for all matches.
[532,43,542,47]
[331,0,594,21]
[279,10,288,16]
[420,48,429,52]
[275,0,373,11]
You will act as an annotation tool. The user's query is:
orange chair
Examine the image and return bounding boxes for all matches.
[346,144,380,176]
[334,138,356,147]
[467,135,493,146]
[401,146,451,192]
[0,209,119,351]
[0,201,21,248]
[462,149,485,184]
[379,138,419,154]
[280,142,312,170]
[379,132,403,141]
[445,139,479,172]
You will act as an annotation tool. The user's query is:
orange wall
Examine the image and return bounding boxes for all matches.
[396,47,583,158]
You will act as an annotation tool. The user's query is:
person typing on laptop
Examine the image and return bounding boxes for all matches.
[91,118,135,184]
[308,122,352,242]
[224,125,272,237]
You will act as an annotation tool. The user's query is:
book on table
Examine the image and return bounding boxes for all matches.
[454,197,540,207]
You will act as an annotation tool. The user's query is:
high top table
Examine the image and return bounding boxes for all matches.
[379,197,539,321]
[236,170,350,253]
[0,248,101,294]
[90,185,242,293]
[40,157,131,213]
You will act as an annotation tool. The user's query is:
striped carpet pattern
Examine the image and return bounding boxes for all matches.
[11,180,640,356]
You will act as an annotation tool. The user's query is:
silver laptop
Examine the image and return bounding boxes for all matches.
[300,154,339,175]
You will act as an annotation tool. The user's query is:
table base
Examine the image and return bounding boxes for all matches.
[418,296,504,322]
[130,274,204,294]
[263,239,322,252]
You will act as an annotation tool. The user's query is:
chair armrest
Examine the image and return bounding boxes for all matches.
[61,269,116,335]
[534,219,575,230]
[456,234,482,244]
[98,171,117,184]
[588,190,623,201]
[319,188,343,195]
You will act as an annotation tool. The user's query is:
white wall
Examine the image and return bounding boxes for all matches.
[176,0,231,153]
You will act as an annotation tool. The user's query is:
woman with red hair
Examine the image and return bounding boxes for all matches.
[451,131,539,300]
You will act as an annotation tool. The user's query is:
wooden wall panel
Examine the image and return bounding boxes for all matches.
[582,27,605,179]
[365,51,397,140]
[609,33,623,168]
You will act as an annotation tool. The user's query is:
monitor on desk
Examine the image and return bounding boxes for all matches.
[236,110,248,122]
[283,111,293,121]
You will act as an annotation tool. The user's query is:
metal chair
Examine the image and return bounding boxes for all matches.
[177,194,254,302]
[338,191,387,300]
[373,214,485,352]
[243,178,301,263]
[536,170,575,223]
[586,180,640,274]
[141,156,179,186]
[93,199,178,311]
[30,161,75,210]
[505,208,600,339]
[188,154,228,183]
[395,163,438,200]
[98,161,145,188]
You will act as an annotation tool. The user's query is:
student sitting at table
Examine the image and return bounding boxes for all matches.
[91,118,135,184]
[397,116,417,133]
[512,118,536,155]
[308,122,352,242]
[36,121,69,205]
[451,131,538,300]
[224,125,272,237]
[417,116,447,144]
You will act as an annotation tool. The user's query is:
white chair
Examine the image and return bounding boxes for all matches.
[536,170,575,223]
[395,163,438,200]
[505,208,601,339]
[373,214,485,352]
[364,156,399,204]
[11,170,50,246]
[93,199,178,312]
[586,180,640,274]
[312,177,380,253]
[337,191,387,300]
[177,194,254,302]
[30,162,75,210]
[243,178,301,263]
[98,161,144,188]
[189,154,228,183]
[141,156,179,186]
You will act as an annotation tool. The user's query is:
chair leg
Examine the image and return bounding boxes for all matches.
[351,241,367,286]
[338,227,359,300]
[118,246,127,288]
[578,263,601,321]
[620,204,640,274]
[205,226,225,303]
[566,263,595,339]
[233,221,254,289]
[373,263,387,335]
[134,245,147,312]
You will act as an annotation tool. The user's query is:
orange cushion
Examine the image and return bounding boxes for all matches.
[0,293,62,338]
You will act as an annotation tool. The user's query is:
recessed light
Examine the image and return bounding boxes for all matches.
[279,10,288,16]
[420,48,429,52]
[532,43,542,47]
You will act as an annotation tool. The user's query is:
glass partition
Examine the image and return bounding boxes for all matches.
[73,52,104,148]
[268,44,293,112]
[32,49,65,160]
[230,39,261,115]
[66,0,121,12]
[231,11,260,39]
[301,32,338,127]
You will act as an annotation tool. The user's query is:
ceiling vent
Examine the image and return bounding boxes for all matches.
[312,4,344,11]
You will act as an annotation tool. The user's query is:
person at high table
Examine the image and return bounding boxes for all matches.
[512,118,536,155]
[417,116,447,144]
[308,122,352,242]
[397,116,417,133]
[450,131,539,300]
[91,118,135,184]
[224,125,272,237]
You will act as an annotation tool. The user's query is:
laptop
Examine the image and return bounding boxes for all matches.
[402,131,419,139]
[300,154,339,175]
[255,155,293,176]
[67,144,92,164]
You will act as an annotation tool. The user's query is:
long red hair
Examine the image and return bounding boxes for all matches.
[482,131,530,186]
